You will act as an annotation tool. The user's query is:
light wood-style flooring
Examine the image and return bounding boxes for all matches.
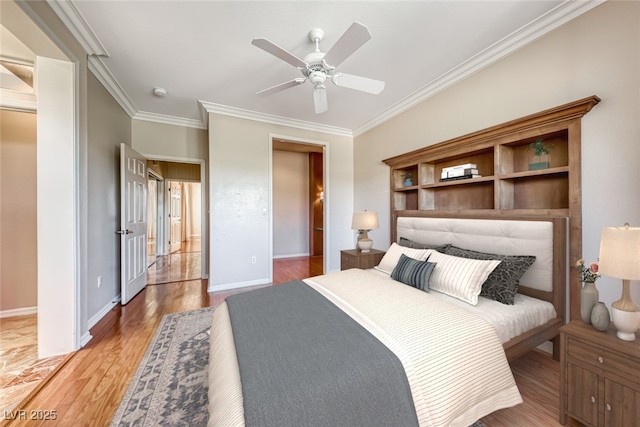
[147,237,202,285]
[3,257,578,426]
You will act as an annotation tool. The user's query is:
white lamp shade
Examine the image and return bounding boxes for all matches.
[599,225,640,280]
[351,211,379,230]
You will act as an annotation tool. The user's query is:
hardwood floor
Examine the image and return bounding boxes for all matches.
[147,237,202,285]
[3,257,576,426]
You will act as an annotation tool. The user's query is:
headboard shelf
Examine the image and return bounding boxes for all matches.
[384,96,600,320]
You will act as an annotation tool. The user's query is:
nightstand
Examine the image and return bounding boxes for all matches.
[340,249,385,270]
[559,320,640,426]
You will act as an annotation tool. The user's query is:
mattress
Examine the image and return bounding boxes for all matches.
[369,268,557,343]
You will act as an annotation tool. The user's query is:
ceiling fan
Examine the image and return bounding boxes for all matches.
[252,22,385,114]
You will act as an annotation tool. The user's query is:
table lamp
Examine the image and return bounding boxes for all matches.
[598,223,640,341]
[351,211,379,253]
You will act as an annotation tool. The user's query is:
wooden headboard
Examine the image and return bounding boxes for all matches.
[393,211,567,360]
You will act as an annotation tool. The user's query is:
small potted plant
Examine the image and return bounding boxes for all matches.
[527,139,554,170]
[403,171,413,187]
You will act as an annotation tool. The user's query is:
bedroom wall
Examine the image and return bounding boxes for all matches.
[0,110,37,313]
[354,1,640,310]
[86,71,131,325]
[208,114,353,290]
[273,150,309,258]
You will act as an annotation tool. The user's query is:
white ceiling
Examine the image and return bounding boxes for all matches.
[51,1,601,134]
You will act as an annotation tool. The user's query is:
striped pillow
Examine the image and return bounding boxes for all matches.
[391,254,436,291]
[375,243,433,274]
[427,251,502,305]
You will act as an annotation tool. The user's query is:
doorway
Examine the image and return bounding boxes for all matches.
[146,160,203,285]
[271,137,325,282]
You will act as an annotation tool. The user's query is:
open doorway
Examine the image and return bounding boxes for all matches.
[272,138,325,283]
[147,161,204,285]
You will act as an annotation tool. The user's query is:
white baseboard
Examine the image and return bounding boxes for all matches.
[87,295,120,330]
[208,278,270,293]
[0,306,37,318]
[80,331,93,347]
[273,252,310,259]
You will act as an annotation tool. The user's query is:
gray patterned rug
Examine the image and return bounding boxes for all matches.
[110,306,215,427]
[110,305,487,427]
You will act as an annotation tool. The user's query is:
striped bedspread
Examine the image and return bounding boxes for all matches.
[208,268,522,427]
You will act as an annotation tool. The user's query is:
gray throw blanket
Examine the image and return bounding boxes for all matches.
[226,280,419,427]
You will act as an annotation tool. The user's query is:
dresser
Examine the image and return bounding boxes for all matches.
[559,320,640,426]
[340,249,385,270]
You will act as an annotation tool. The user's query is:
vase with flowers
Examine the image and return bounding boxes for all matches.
[577,258,601,324]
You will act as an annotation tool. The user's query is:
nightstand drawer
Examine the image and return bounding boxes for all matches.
[340,249,385,271]
[567,337,640,380]
[342,253,357,268]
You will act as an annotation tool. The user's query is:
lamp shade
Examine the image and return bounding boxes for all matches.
[598,225,640,280]
[351,211,379,230]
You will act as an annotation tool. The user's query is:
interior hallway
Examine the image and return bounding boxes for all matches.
[147,237,202,285]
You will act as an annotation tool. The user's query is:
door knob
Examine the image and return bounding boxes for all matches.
[116,229,134,235]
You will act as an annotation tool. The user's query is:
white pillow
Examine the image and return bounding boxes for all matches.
[374,243,433,274]
[427,251,501,305]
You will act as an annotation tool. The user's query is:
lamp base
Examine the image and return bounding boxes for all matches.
[610,279,640,341]
[357,237,373,253]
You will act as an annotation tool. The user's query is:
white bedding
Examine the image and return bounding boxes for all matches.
[368,268,557,343]
[208,269,523,427]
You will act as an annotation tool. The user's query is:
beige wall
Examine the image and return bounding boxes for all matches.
[0,110,37,312]
[208,114,353,289]
[273,150,309,257]
[132,120,208,161]
[354,1,640,308]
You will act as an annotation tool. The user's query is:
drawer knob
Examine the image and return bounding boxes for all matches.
[598,356,604,364]
[590,396,596,403]
[606,403,612,411]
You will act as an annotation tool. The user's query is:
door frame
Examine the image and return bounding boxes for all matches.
[268,133,329,281]
[142,155,208,279]
[147,169,165,265]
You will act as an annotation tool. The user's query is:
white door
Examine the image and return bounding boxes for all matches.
[119,144,148,304]
[169,182,182,251]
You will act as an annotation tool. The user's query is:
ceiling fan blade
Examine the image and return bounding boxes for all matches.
[256,78,306,96]
[313,85,328,114]
[322,22,372,67]
[252,38,308,69]
[331,73,385,94]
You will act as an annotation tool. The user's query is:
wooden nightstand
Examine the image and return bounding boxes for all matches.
[340,249,385,270]
[559,320,640,426]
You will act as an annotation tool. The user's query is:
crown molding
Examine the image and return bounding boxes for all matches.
[133,111,207,130]
[352,0,605,137]
[47,0,109,56]
[88,56,137,117]
[198,100,353,137]
[0,89,36,113]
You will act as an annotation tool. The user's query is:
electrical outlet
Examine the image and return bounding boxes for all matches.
[97,276,102,288]
[251,256,256,264]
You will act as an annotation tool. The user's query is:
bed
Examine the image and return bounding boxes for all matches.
[207,215,567,427]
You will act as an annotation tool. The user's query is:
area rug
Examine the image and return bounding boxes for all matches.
[110,305,487,427]
[110,306,215,427]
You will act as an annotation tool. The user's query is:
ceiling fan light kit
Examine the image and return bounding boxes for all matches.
[252,22,385,114]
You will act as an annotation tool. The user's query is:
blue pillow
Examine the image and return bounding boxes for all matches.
[391,254,436,291]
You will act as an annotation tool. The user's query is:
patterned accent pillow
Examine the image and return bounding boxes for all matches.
[398,237,451,253]
[443,246,536,305]
[375,243,433,275]
[427,251,502,305]
[391,254,437,291]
